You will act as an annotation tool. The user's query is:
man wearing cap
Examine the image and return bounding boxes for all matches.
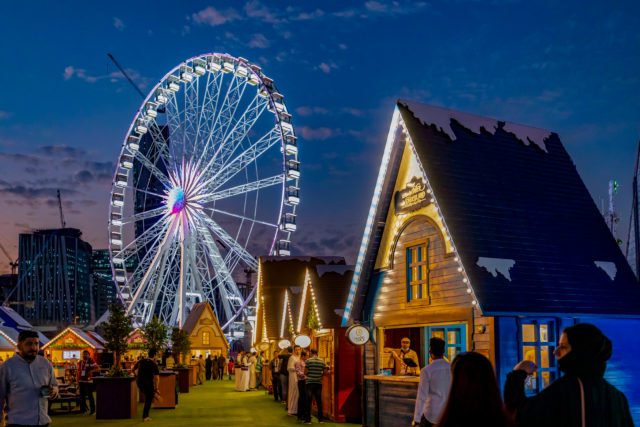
[0,330,59,426]
[387,336,420,376]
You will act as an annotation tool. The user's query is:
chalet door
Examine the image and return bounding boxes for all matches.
[424,324,467,364]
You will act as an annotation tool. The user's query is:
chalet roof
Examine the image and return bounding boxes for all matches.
[309,265,354,329]
[182,302,229,347]
[259,256,346,340]
[0,306,34,329]
[43,326,104,350]
[344,100,640,322]
[183,302,208,334]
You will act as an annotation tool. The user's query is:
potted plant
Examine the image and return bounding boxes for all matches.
[94,303,137,419]
[170,327,192,393]
[142,316,168,356]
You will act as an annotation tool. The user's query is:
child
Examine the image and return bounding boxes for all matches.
[227,357,235,380]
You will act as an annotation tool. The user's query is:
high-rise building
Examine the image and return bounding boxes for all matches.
[16,228,93,325]
[91,249,118,320]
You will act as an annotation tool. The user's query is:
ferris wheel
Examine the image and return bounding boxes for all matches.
[108,53,300,329]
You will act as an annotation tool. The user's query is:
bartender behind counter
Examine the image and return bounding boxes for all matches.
[387,337,420,375]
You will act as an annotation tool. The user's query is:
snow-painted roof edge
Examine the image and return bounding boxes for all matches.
[398,99,553,153]
[260,256,346,264]
[315,265,355,277]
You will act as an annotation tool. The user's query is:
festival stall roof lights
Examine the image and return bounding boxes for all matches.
[310,265,354,330]
[42,326,104,350]
[182,301,230,347]
[343,100,640,325]
[0,327,17,350]
[0,306,34,329]
[258,256,347,341]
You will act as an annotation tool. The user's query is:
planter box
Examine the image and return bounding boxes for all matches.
[138,372,178,409]
[94,376,137,419]
[189,365,197,386]
[174,367,191,393]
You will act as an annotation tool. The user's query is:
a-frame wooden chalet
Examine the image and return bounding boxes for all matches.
[183,302,229,358]
[341,99,640,426]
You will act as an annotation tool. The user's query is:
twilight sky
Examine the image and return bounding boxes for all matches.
[0,1,639,274]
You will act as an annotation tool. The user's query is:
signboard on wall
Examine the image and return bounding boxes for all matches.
[394,176,430,214]
[346,325,370,346]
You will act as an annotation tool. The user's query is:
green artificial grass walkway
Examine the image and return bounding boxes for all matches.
[52,379,358,427]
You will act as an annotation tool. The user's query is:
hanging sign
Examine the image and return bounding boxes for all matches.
[294,334,311,348]
[394,176,430,214]
[346,325,370,346]
[278,339,291,349]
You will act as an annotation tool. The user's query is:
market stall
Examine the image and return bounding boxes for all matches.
[125,328,147,367]
[42,327,104,382]
[183,302,229,359]
[341,100,640,426]
[291,264,361,423]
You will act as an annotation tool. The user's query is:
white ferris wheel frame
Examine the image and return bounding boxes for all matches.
[107,53,300,329]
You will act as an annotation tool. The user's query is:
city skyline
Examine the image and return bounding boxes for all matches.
[1,0,639,274]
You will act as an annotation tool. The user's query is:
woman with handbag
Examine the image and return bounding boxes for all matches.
[504,323,634,427]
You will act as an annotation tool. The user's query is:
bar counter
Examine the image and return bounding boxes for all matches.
[364,375,419,426]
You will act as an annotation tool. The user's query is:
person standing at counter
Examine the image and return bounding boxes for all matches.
[388,337,420,375]
[78,350,99,415]
[413,338,451,427]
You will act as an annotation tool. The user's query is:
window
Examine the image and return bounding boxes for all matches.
[406,241,430,301]
[519,319,557,394]
[202,331,210,345]
[425,324,466,365]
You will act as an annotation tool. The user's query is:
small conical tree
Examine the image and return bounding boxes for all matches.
[102,303,133,376]
[142,316,168,355]
[307,298,320,331]
[170,327,191,367]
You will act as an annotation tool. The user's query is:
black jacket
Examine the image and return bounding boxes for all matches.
[504,370,634,427]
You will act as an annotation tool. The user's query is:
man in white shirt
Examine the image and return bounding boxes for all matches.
[413,337,451,427]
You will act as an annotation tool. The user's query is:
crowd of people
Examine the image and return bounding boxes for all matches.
[0,323,634,426]
[411,323,634,427]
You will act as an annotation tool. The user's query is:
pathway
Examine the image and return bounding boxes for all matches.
[52,379,358,427]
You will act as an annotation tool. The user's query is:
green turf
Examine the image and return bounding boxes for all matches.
[51,378,358,427]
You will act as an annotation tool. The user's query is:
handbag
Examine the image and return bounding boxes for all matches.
[577,378,586,427]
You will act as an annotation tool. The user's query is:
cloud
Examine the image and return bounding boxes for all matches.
[293,9,325,21]
[38,145,87,158]
[113,17,125,31]
[0,111,12,120]
[0,152,42,165]
[341,107,365,117]
[0,185,79,199]
[248,33,270,49]
[296,106,329,117]
[297,126,336,140]
[364,1,387,12]
[338,43,348,50]
[318,62,338,74]
[192,6,241,26]
[63,65,149,88]
[244,1,281,24]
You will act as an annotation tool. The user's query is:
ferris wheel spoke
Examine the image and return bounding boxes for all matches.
[112,216,170,261]
[205,92,269,176]
[165,92,185,161]
[198,225,238,321]
[118,207,167,226]
[144,123,172,168]
[197,126,281,191]
[199,215,258,270]
[182,78,200,160]
[196,72,247,170]
[144,240,178,321]
[133,150,173,189]
[194,71,223,154]
[203,206,277,229]
[196,174,284,204]
[126,220,178,315]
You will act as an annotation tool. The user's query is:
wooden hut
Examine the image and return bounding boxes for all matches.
[183,302,229,358]
[42,326,105,382]
[253,256,347,355]
[125,328,147,362]
[289,264,361,423]
[0,307,49,361]
[342,100,640,426]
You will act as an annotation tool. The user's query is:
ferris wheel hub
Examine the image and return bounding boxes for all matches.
[167,187,186,214]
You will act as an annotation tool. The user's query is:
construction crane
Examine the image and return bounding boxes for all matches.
[57,189,66,229]
[0,241,18,276]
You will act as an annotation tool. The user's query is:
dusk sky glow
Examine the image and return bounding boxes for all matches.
[0,1,639,274]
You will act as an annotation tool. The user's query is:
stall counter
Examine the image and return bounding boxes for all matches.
[364,374,419,426]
